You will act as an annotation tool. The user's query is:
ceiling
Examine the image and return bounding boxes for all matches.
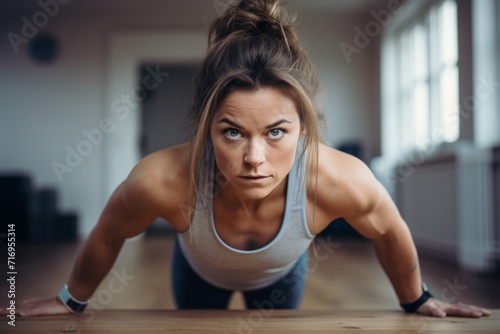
[288,0,390,11]
[0,0,391,14]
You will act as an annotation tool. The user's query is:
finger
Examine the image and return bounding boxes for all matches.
[453,303,491,317]
[481,309,491,317]
[19,303,70,317]
[429,308,446,318]
[417,305,446,318]
[443,303,487,318]
[22,297,47,304]
[415,298,444,317]
[18,298,70,317]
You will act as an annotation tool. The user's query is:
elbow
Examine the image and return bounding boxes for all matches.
[372,220,410,246]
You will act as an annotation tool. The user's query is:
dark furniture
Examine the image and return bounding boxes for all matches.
[0,173,78,242]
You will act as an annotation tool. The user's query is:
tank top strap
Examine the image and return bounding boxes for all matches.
[288,139,307,211]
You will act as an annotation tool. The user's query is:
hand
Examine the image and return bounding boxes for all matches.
[416,298,491,318]
[0,297,72,317]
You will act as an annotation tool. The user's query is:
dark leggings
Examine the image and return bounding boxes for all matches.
[171,238,308,309]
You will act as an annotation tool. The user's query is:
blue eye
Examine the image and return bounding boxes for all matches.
[268,128,285,139]
[224,128,242,140]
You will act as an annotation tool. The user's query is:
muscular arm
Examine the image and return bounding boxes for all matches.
[0,145,190,316]
[316,145,489,317]
[67,145,189,301]
[343,182,423,304]
[346,168,490,317]
[67,179,158,301]
[315,145,422,302]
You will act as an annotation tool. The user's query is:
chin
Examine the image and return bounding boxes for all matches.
[236,188,273,200]
[230,175,288,200]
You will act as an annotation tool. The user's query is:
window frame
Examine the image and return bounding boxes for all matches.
[380,0,459,159]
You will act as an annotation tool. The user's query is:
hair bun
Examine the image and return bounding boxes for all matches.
[210,0,295,45]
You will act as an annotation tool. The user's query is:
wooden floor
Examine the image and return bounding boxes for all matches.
[3,309,500,333]
[0,235,500,334]
[1,232,499,332]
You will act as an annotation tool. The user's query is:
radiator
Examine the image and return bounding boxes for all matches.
[395,142,495,272]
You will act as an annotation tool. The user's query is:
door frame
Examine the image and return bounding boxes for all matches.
[103,30,206,201]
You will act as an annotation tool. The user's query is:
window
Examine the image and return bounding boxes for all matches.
[471,0,500,148]
[381,0,458,157]
[436,0,459,143]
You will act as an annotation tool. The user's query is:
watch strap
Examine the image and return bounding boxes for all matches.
[58,284,89,313]
[400,282,433,313]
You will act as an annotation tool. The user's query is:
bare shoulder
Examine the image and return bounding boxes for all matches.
[122,143,191,231]
[314,143,381,219]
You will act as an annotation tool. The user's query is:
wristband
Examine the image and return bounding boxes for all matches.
[58,284,89,313]
[400,282,433,313]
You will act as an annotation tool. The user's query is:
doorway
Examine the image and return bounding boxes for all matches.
[139,64,197,157]
[139,63,197,234]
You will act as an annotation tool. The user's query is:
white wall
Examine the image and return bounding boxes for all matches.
[0,2,214,236]
[103,31,206,206]
[1,16,106,237]
[297,8,381,161]
[0,1,383,237]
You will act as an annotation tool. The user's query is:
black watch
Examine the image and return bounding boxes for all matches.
[400,282,433,313]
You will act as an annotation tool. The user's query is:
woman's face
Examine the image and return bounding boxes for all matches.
[210,86,302,201]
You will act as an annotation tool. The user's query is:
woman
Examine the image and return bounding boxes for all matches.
[2,0,490,317]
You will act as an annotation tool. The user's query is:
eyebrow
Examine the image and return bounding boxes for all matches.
[217,118,292,129]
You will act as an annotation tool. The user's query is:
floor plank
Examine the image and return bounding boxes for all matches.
[2,310,499,333]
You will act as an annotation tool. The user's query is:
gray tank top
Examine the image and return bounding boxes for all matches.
[178,142,314,291]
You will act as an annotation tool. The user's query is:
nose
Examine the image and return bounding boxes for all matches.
[244,139,265,167]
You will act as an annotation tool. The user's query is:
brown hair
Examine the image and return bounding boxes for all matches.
[186,0,324,231]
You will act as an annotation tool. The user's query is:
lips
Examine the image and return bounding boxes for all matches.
[240,175,268,179]
[239,175,269,183]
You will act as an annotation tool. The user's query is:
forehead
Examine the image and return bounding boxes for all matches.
[215,87,299,120]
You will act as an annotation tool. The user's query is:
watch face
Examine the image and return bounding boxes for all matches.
[67,299,86,312]
[422,282,432,296]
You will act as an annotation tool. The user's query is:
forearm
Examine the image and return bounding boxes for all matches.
[66,229,125,301]
[372,222,423,304]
